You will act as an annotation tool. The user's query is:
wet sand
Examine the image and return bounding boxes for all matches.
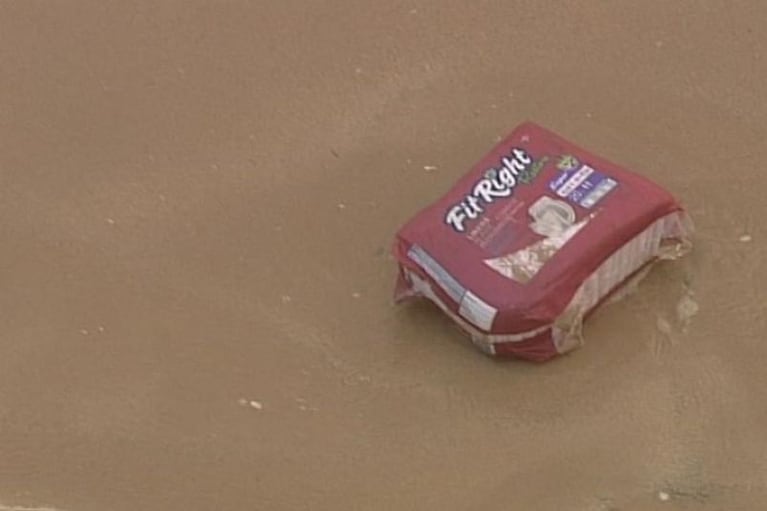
[1,2,766,510]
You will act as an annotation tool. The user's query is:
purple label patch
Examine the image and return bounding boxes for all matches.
[549,164,617,209]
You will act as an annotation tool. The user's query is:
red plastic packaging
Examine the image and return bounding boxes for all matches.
[392,122,692,361]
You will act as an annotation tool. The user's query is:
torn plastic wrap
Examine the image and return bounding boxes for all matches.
[392,122,693,362]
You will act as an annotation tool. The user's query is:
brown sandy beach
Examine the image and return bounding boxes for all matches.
[1,2,766,510]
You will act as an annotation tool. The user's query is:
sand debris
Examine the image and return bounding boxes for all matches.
[295,398,317,412]
[238,398,263,410]
[676,294,699,323]
[676,288,700,334]
[656,317,673,337]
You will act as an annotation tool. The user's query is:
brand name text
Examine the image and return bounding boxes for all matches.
[445,148,533,232]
